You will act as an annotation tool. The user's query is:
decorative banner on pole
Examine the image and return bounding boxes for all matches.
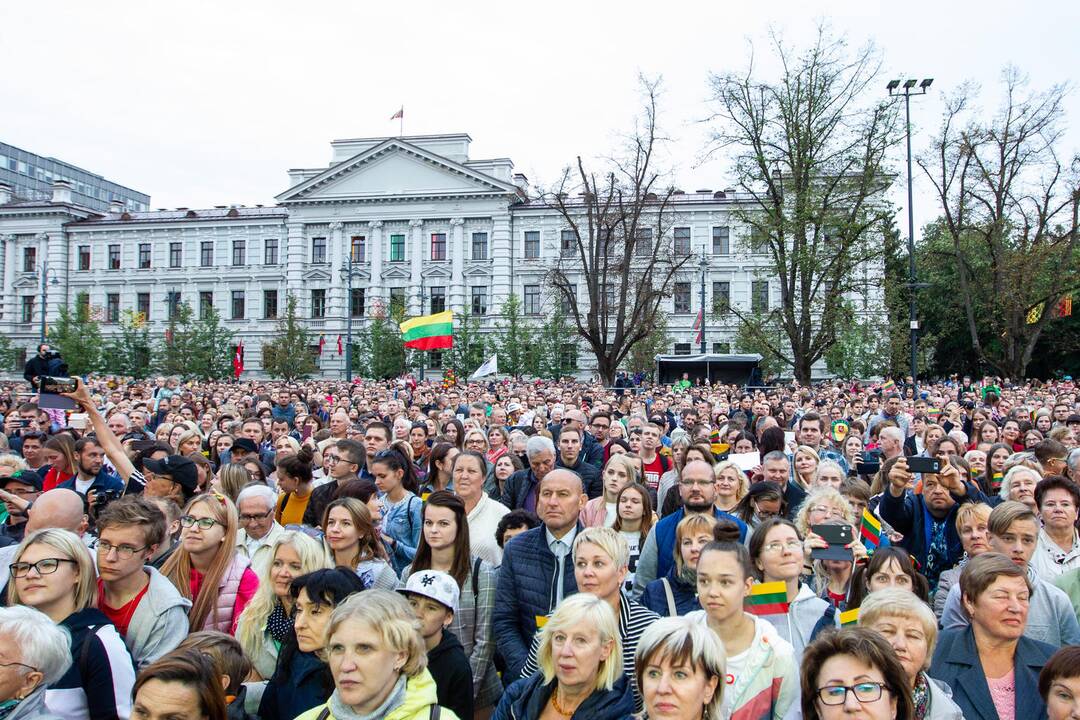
[469,354,499,381]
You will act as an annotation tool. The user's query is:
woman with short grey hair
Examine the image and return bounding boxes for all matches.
[0,605,73,719]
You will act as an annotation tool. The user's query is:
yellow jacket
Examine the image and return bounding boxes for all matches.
[294,669,459,720]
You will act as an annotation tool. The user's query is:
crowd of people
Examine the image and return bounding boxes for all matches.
[1,360,1079,720]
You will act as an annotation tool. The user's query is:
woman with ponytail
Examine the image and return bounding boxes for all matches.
[275,444,316,526]
[370,443,422,575]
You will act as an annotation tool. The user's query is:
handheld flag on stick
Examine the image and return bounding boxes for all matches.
[400,311,454,351]
[469,354,498,381]
[744,581,789,615]
[860,509,882,549]
[880,379,896,393]
[927,407,942,421]
[840,608,860,626]
[990,472,1004,492]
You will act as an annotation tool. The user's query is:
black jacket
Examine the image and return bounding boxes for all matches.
[427,630,473,720]
[557,456,602,498]
[23,353,50,383]
[258,648,331,720]
[501,468,540,511]
[493,672,634,720]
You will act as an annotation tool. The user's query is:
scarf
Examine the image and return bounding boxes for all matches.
[266,600,293,644]
[913,672,930,720]
[327,674,407,720]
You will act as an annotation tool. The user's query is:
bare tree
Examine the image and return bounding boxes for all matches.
[706,27,897,383]
[919,67,1080,378]
[541,76,695,386]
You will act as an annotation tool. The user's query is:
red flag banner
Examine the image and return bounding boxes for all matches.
[233,342,244,379]
[337,334,343,355]
[318,335,326,355]
[390,107,403,120]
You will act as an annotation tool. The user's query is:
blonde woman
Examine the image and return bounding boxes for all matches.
[9,528,136,720]
[235,530,332,679]
[794,486,865,606]
[494,593,632,720]
[713,460,748,513]
[296,589,458,720]
[581,454,641,527]
[162,492,259,634]
[793,445,820,489]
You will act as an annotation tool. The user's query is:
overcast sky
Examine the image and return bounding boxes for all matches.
[3,0,1079,240]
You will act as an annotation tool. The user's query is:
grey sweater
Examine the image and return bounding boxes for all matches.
[124,566,192,669]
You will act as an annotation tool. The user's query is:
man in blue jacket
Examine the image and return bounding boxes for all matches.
[493,468,585,683]
[501,435,557,512]
[57,437,125,508]
[632,460,747,598]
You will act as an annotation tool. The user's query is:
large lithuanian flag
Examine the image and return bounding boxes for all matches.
[400,310,454,350]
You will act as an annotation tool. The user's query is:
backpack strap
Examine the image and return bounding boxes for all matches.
[316,708,331,720]
[79,626,95,682]
[472,556,483,602]
[661,578,677,617]
[430,705,441,720]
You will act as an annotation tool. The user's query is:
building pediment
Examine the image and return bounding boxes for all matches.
[383,265,411,280]
[302,268,332,283]
[11,275,38,290]
[276,139,520,204]
[463,264,491,278]
[425,265,452,280]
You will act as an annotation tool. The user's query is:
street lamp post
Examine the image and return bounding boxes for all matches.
[38,261,58,344]
[698,249,708,355]
[345,246,354,382]
[887,77,933,395]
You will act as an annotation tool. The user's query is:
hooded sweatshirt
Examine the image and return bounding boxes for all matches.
[753,583,835,660]
[426,630,473,720]
[687,611,799,720]
[120,566,192,669]
[46,608,136,720]
[294,669,460,720]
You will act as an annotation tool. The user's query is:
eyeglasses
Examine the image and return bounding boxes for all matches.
[763,539,803,553]
[324,454,342,464]
[808,505,845,520]
[180,515,222,530]
[816,682,887,706]
[9,558,76,578]
[97,541,149,559]
[678,478,715,487]
[240,509,274,523]
[591,422,610,429]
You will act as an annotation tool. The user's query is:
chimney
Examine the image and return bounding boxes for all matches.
[513,173,529,194]
[109,199,125,214]
[51,180,73,205]
[0,183,11,205]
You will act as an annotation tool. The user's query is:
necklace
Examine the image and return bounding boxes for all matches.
[549,688,578,717]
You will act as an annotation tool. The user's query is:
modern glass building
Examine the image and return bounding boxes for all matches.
[0,141,149,212]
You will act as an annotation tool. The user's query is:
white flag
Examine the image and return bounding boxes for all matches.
[469,354,498,380]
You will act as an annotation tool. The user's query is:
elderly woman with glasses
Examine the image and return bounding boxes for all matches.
[860,589,964,719]
[0,605,74,720]
[795,487,867,608]
[801,627,915,720]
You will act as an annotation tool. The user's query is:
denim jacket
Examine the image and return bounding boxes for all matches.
[382,492,422,575]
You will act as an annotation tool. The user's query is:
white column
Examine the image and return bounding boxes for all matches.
[368,220,384,309]
[450,217,465,311]
[285,222,305,314]
[491,213,512,310]
[409,219,424,316]
[328,221,345,320]
[44,232,68,332]
[0,235,9,326]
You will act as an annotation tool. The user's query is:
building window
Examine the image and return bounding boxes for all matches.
[169,242,182,268]
[674,343,692,355]
[389,287,405,315]
[635,227,653,257]
[389,234,405,262]
[22,247,35,273]
[200,241,213,267]
[231,291,245,320]
[471,232,488,261]
[106,294,120,323]
[199,291,213,320]
[428,351,443,369]
[138,243,151,269]
[712,281,730,314]
[674,282,691,314]
[712,341,731,354]
[77,293,91,316]
[674,227,691,256]
[311,289,326,318]
[430,233,447,261]
[524,231,540,259]
[78,246,91,271]
[560,285,576,314]
[350,236,365,263]
[108,244,121,270]
[350,288,365,317]
[429,286,446,315]
[750,225,769,253]
[560,229,575,257]
[523,285,541,315]
[137,293,150,321]
[559,343,579,371]
[311,237,327,264]
[712,226,730,255]
[264,239,278,265]
[263,290,278,319]
[232,239,245,266]
[166,291,181,321]
[21,297,34,324]
[752,280,769,313]
[471,286,487,316]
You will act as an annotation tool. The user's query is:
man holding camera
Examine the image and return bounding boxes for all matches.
[22,343,58,386]
[55,437,125,511]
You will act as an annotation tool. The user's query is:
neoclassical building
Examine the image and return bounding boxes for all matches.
[0,133,883,377]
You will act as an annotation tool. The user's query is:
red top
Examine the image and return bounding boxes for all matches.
[97,578,149,637]
[641,455,665,491]
[42,466,74,493]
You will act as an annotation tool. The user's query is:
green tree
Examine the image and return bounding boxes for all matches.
[101,310,154,379]
[49,293,102,375]
[494,294,535,377]
[707,27,897,383]
[157,302,199,377]
[626,312,671,376]
[261,295,318,380]
[442,311,487,378]
[733,313,788,380]
[189,306,234,381]
[0,333,15,372]
[354,312,406,380]
[823,301,890,379]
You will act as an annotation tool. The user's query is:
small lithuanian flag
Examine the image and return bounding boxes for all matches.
[860,509,882,548]
[880,379,896,392]
[399,310,454,350]
[990,472,1004,492]
[840,607,860,626]
[745,581,789,615]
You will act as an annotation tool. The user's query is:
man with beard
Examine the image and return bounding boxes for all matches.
[631,460,748,598]
[56,436,125,508]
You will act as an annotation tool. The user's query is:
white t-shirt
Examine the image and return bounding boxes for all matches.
[75,477,94,495]
[622,530,642,593]
[604,502,617,527]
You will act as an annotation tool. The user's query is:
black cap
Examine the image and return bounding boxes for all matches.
[1,469,42,492]
[231,438,258,454]
[1068,414,1080,425]
[143,455,198,494]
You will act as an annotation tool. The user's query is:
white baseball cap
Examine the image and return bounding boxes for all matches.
[398,569,459,613]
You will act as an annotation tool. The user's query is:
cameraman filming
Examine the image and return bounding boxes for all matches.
[23,343,63,387]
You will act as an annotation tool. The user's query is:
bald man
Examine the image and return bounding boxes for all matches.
[493,469,586,683]
[0,488,90,599]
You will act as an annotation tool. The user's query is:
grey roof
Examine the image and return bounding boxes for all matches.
[74,206,289,225]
